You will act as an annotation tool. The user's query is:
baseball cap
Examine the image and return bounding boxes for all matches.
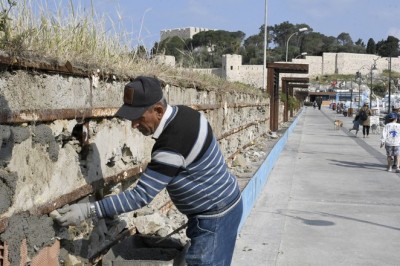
[115,76,163,120]
[388,112,397,120]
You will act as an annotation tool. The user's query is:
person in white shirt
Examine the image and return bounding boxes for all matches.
[380,112,400,172]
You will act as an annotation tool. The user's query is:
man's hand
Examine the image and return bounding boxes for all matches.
[380,143,384,148]
[55,203,91,226]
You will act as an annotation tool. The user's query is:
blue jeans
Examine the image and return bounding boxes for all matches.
[185,196,243,266]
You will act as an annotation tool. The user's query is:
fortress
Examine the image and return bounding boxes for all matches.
[157,27,400,89]
[160,27,216,41]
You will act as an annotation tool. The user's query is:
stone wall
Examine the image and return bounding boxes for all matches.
[0,68,271,262]
[160,53,400,89]
[0,70,269,214]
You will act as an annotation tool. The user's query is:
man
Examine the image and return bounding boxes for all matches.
[316,96,322,110]
[55,76,243,265]
[380,112,400,172]
[384,105,400,125]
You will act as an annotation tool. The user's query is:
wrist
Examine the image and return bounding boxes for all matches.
[89,203,97,218]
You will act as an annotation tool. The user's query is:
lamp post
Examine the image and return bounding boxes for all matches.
[285,27,308,62]
[349,81,353,117]
[262,0,268,91]
[369,61,378,109]
[355,71,362,109]
[294,52,307,59]
[388,56,392,113]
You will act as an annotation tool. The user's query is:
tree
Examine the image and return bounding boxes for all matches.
[366,38,376,54]
[377,36,399,57]
[157,36,188,63]
[301,32,326,56]
[337,32,353,46]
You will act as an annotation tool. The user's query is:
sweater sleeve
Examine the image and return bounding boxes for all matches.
[94,168,172,218]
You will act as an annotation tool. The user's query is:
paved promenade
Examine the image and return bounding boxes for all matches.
[232,106,400,266]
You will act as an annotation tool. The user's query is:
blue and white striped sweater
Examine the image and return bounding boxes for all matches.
[95,105,240,218]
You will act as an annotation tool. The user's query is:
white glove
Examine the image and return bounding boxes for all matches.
[56,203,91,226]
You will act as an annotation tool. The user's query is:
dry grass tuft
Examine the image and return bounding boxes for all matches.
[0,0,262,94]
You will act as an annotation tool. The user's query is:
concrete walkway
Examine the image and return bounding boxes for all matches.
[232,106,400,266]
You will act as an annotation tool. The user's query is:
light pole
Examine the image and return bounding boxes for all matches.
[294,52,307,59]
[285,27,308,62]
[369,61,378,109]
[355,71,362,109]
[349,81,353,117]
[262,0,268,91]
[388,56,392,113]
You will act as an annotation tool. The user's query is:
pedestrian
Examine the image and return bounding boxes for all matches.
[380,112,400,172]
[349,114,360,136]
[384,105,400,168]
[357,102,372,138]
[316,96,322,110]
[384,105,400,125]
[55,76,243,265]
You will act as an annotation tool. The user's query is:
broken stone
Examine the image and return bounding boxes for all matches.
[133,212,165,235]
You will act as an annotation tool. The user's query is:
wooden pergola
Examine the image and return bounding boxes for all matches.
[282,77,309,122]
[266,63,309,131]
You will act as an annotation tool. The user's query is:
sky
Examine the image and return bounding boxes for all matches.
[72,0,400,49]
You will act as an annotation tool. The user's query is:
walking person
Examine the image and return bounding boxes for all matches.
[316,96,322,110]
[55,76,243,265]
[384,105,400,168]
[349,114,360,136]
[357,102,372,138]
[380,112,400,172]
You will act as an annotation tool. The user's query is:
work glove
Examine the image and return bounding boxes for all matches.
[56,203,91,226]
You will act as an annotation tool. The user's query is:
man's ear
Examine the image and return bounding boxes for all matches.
[153,104,165,119]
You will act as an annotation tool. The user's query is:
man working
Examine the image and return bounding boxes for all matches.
[380,112,400,172]
[55,76,243,265]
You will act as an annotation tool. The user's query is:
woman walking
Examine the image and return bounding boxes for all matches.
[357,102,372,138]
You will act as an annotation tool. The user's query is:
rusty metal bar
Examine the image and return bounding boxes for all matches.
[0,55,112,80]
[1,102,268,124]
[0,108,119,123]
[0,164,146,233]
[159,200,174,215]
[217,119,268,141]
[189,102,266,111]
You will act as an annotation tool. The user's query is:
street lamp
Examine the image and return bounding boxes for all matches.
[285,27,308,62]
[355,71,362,109]
[388,56,392,113]
[294,52,307,59]
[369,60,378,108]
[262,0,268,91]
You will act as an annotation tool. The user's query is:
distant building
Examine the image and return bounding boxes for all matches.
[160,27,216,41]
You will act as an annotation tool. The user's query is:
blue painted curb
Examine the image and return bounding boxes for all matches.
[238,111,302,232]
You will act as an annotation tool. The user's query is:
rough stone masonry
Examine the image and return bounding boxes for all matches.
[0,68,270,263]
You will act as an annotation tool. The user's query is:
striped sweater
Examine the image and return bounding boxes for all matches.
[95,105,240,217]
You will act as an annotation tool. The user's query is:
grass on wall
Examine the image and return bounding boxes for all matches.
[0,0,263,95]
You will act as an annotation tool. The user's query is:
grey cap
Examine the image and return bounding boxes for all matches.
[115,76,163,120]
